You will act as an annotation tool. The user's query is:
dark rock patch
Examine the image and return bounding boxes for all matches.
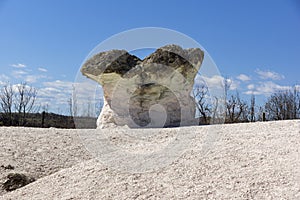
[2,173,35,192]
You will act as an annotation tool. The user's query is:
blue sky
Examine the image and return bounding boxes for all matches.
[0,0,299,114]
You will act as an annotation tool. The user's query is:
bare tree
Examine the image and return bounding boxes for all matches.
[14,83,37,126]
[293,86,300,119]
[223,77,232,120]
[41,103,49,113]
[86,97,92,117]
[193,84,211,124]
[250,94,256,122]
[68,85,78,117]
[265,87,300,120]
[0,84,14,125]
[210,96,227,124]
[226,92,248,123]
[68,97,73,117]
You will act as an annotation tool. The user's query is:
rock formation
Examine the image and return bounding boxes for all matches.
[81,44,204,128]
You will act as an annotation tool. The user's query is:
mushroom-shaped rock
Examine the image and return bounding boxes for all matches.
[81,44,204,128]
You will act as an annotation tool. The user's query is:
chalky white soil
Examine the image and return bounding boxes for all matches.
[1,120,300,199]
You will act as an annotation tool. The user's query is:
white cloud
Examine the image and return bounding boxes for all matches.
[0,80,6,86]
[37,80,103,115]
[10,66,50,84]
[43,80,73,91]
[226,78,239,90]
[244,81,291,96]
[11,83,32,93]
[40,80,75,105]
[24,75,47,83]
[39,87,66,100]
[38,67,48,72]
[194,75,239,101]
[12,70,28,78]
[37,81,75,114]
[255,69,285,80]
[0,74,10,82]
[11,63,26,68]
[236,74,251,82]
[200,75,224,89]
[244,91,258,95]
[25,76,37,83]
[195,75,239,91]
[247,84,255,90]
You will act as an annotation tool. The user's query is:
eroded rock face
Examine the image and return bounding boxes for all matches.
[81,45,204,128]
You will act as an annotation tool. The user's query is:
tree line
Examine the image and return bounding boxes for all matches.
[193,79,300,124]
[0,82,37,126]
[0,82,97,128]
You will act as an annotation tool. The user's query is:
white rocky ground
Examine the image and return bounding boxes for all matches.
[1,120,300,199]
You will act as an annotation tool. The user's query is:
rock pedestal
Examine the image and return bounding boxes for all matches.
[81,45,204,128]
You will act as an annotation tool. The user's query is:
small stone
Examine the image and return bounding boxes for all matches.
[0,164,15,170]
[2,173,35,191]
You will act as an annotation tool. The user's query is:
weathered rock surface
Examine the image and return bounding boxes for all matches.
[81,44,204,128]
